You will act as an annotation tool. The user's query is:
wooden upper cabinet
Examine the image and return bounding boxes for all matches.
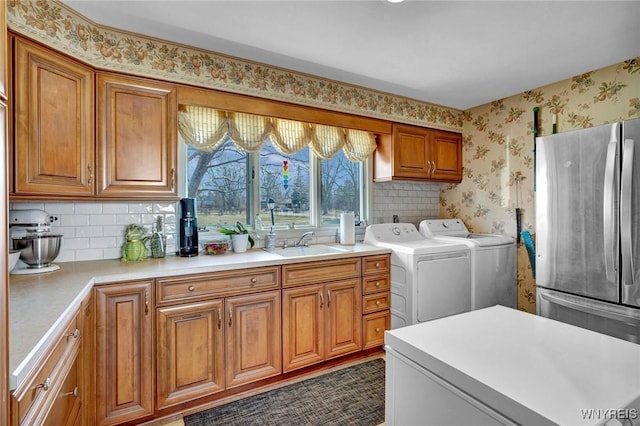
[96,73,177,198]
[0,3,7,100]
[430,129,463,181]
[374,123,462,183]
[13,36,95,196]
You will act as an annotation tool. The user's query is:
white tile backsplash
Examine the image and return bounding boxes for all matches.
[10,183,441,262]
[10,201,178,262]
[371,181,442,226]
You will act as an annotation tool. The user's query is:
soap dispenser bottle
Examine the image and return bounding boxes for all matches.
[267,227,277,250]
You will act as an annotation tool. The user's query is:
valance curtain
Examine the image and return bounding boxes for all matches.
[177,105,376,161]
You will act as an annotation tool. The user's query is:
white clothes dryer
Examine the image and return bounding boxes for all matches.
[364,223,471,329]
[420,219,517,310]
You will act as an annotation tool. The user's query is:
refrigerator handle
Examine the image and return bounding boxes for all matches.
[603,136,618,283]
[540,292,640,326]
[621,138,635,287]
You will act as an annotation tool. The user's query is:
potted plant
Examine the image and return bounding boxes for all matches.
[218,222,255,253]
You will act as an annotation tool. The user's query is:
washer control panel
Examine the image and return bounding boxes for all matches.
[364,223,424,243]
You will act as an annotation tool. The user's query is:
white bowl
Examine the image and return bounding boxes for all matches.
[9,251,20,272]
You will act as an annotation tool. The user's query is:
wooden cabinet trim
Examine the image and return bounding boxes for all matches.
[156,266,280,305]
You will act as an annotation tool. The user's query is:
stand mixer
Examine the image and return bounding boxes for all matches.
[9,209,62,274]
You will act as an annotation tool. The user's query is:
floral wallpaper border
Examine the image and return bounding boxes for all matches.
[7,0,463,132]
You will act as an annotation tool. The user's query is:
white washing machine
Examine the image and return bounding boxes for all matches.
[364,223,471,329]
[420,219,517,310]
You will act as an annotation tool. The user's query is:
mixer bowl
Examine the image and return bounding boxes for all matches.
[13,235,62,268]
[9,250,20,272]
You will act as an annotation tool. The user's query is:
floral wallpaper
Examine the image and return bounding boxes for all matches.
[6,0,463,132]
[441,58,640,313]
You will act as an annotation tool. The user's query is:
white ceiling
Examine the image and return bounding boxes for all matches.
[62,0,640,110]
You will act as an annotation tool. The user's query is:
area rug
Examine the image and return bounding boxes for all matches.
[184,358,385,426]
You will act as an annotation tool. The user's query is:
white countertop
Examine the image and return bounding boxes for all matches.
[385,306,640,426]
[9,243,389,390]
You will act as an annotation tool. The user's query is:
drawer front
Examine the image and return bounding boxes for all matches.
[362,275,390,295]
[13,313,81,425]
[362,255,390,276]
[362,292,391,314]
[363,311,390,350]
[157,266,280,304]
[282,257,361,287]
[43,356,81,426]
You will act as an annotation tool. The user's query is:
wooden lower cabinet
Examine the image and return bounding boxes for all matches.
[156,291,281,409]
[95,281,154,426]
[283,279,361,372]
[156,300,224,409]
[11,310,82,426]
[226,291,282,388]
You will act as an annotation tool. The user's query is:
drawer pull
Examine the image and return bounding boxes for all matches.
[88,165,93,184]
[218,309,222,329]
[61,386,79,398]
[376,300,381,306]
[188,285,195,292]
[34,377,51,391]
[319,292,324,309]
[375,263,380,269]
[375,327,381,333]
[228,307,233,327]
[250,277,257,285]
[375,281,381,288]
[145,290,149,315]
[327,289,331,308]
[66,328,80,339]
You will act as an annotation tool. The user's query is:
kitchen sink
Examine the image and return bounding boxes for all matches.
[265,244,353,258]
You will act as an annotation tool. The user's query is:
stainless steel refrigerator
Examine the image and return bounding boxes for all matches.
[536,117,640,344]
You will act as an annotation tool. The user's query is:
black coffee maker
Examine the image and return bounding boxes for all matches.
[179,198,199,257]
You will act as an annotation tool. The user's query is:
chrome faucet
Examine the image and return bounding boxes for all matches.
[295,231,315,247]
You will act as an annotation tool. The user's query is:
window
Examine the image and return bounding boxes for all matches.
[185,138,367,230]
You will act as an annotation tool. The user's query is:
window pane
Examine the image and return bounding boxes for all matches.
[320,151,362,225]
[186,138,250,226]
[260,141,310,228]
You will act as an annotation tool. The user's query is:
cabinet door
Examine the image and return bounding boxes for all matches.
[97,73,177,198]
[282,284,324,372]
[95,281,153,425]
[14,37,94,196]
[226,291,281,388]
[325,279,362,359]
[430,129,462,182]
[157,300,224,409]
[392,124,431,178]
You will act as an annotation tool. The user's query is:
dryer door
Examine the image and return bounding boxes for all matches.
[416,252,471,322]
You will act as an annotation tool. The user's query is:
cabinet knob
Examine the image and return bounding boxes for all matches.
[375,327,381,333]
[66,328,80,339]
[61,386,79,398]
[375,263,380,269]
[375,281,381,288]
[34,377,51,392]
[376,300,381,306]
[188,285,195,292]
[250,277,257,284]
